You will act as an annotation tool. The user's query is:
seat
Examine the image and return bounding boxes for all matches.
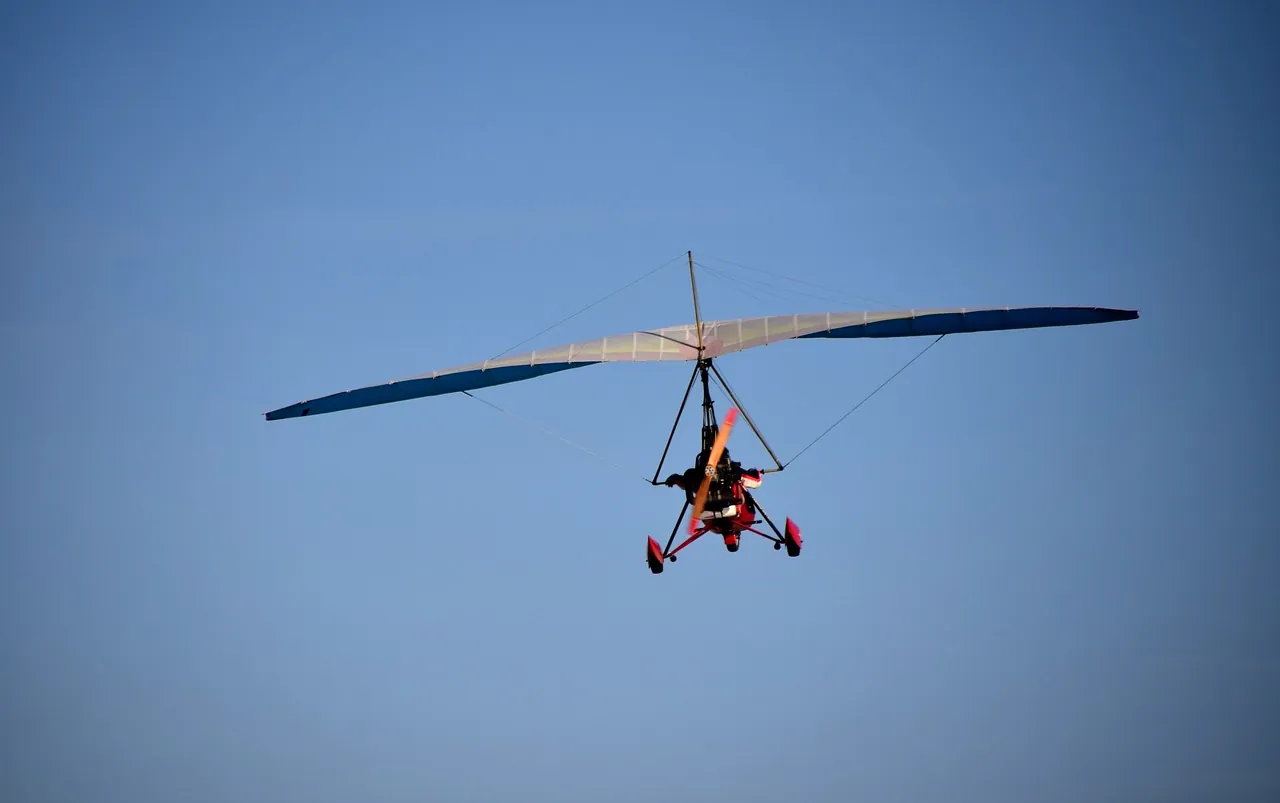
[699,504,738,520]
[700,478,741,520]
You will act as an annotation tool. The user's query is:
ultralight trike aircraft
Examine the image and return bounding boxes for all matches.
[264,252,1138,574]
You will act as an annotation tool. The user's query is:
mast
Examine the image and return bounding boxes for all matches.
[699,361,716,456]
[688,250,714,454]
[688,250,704,354]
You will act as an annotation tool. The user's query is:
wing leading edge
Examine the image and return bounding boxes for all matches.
[263,305,1137,421]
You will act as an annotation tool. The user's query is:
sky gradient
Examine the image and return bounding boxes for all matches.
[3,2,1278,801]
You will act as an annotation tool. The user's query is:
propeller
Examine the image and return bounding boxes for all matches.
[689,407,738,532]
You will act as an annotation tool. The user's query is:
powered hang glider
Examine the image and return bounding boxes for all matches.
[264,252,1139,573]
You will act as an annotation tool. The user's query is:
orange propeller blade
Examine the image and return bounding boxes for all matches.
[690,407,738,532]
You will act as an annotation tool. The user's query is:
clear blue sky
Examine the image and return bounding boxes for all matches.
[3,2,1277,801]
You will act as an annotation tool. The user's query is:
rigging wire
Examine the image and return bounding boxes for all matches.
[469,332,944,480]
[782,334,946,469]
[462,251,939,483]
[465,253,688,482]
[488,252,685,360]
[700,253,900,308]
[695,259,853,308]
[461,391,651,484]
[694,261,773,305]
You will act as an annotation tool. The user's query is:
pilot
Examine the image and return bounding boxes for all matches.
[663,450,762,519]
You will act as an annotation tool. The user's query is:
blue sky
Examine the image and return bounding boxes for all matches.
[3,1,1277,801]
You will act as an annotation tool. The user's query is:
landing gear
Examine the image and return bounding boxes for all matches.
[646,498,802,572]
[743,492,801,558]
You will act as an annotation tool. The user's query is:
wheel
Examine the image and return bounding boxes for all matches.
[646,537,665,573]
[774,542,781,550]
[784,518,802,557]
[670,555,677,562]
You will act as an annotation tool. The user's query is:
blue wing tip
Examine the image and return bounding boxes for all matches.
[264,404,307,421]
